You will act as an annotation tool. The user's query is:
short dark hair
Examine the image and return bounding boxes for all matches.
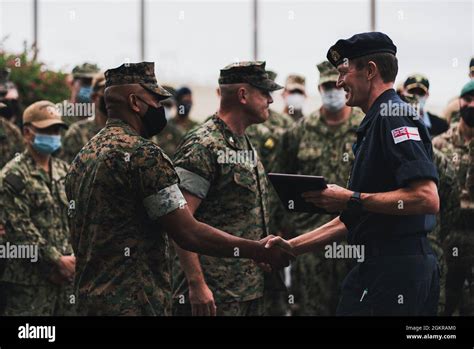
[352,53,398,83]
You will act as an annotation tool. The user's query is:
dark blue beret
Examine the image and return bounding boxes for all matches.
[327,32,397,67]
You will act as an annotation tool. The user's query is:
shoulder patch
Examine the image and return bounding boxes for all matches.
[391,126,421,144]
[4,173,25,193]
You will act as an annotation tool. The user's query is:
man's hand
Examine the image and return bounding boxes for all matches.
[256,235,294,270]
[264,236,294,256]
[302,184,353,212]
[189,281,217,316]
[57,255,76,281]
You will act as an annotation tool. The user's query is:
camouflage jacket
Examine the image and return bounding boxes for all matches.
[433,122,472,200]
[247,109,294,172]
[275,107,364,234]
[431,148,461,245]
[468,140,474,200]
[65,118,185,316]
[0,150,72,286]
[153,117,199,158]
[172,114,269,303]
[59,118,103,163]
[0,117,24,169]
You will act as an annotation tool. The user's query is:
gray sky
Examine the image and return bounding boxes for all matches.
[1,0,473,115]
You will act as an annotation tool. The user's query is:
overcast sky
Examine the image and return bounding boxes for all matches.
[1,0,473,113]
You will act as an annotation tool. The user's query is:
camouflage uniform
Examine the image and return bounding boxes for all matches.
[431,148,461,315]
[468,139,474,200]
[172,114,272,315]
[0,116,23,169]
[246,109,295,315]
[63,63,100,127]
[276,106,364,315]
[66,116,183,316]
[0,151,75,316]
[59,118,102,163]
[59,72,106,163]
[433,122,474,315]
[152,117,199,158]
[247,109,294,173]
[65,62,182,316]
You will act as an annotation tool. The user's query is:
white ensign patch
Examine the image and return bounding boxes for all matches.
[391,126,421,144]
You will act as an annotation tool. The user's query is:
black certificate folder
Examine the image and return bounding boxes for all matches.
[268,173,329,214]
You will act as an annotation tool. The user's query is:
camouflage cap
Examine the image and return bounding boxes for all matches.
[72,62,100,79]
[317,61,339,85]
[91,72,106,92]
[266,70,277,82]
[285,74,306,92]
[404,73,429,93]
[23,100,68,129]
[162,85,177,98]
[218,61,283,92]
[104,62,172,99]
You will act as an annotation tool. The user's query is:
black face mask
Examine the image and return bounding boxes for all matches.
[136,96,167,138]
[460,106,474,127]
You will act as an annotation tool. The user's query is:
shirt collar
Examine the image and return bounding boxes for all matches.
[212,114,248,150]
[357,88,397,135]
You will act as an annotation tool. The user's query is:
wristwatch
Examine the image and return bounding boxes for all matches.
[347,191,363,213]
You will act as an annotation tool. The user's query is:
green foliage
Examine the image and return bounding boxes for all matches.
[0,42,70,106]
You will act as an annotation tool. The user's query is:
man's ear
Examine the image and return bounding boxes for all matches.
[367,61,377,81]
[238,87,248,104]
[23,125,34,142]
[128,94,142,113]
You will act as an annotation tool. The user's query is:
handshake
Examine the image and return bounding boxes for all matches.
[253,235,295,271]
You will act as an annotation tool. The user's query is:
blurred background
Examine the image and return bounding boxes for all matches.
[0,0,473,120]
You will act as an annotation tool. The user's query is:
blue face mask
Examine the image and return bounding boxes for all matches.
[77,86,92,103]
[32,134,62,154]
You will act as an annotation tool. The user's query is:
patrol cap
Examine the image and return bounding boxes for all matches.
[218,61,283,91]
[317,61,339,85]
[460,80,474,98]
[327,32,397,67]
[162,85,177,98]
[404,74,429,94]
[285,74,306,92]
[105,62,172,100]
[23,100,68,129]
[91,72,106,92]
[72,62,100,79]
[266,70,277,82]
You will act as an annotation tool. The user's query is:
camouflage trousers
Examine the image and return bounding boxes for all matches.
[290,248,354,316]
[443,230,474,316]
[173,296,265,316]
[0,281,76,316]
[428,236,446,315]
